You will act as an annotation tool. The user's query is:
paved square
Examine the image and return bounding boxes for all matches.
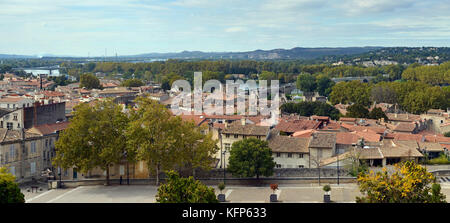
[25,182,450,203]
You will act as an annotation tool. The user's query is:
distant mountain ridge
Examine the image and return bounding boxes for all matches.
[131,47,384,60]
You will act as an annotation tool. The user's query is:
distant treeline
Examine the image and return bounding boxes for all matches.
[329,80,450,114]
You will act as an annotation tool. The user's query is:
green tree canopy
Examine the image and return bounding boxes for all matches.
[156,170,218,203]
[121,78,145,87]
[80,73,102,90]
[315,74,335,97]
[175,120,219,178]
[126,97,181,185]
[346,104,370,118]
[54,99,130,185]
[368,107,388,120]
[0,167,25,203]
[281,101,341,120]
[227,138,275,179]
[296,72,317,93]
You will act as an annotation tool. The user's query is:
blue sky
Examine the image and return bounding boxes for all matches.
[0,0,449,56]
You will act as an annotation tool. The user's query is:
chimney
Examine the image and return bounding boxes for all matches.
[241,118,246,126]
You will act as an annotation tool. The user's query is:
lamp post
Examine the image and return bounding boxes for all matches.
[58,167,62,188]
[223,150,226,185]
[337,153,340,185]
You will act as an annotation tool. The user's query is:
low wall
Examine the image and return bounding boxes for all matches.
[49,176,356,189]
[181,168,349,178]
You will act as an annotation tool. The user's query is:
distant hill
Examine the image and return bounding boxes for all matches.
[0,54,36,59]
[130,47,384,60]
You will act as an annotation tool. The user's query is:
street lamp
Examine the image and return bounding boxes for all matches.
[222,150,226,184]
[337,153,340,185]
[58,167,62,188]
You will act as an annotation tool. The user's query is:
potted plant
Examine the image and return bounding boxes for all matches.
[323,184,331,203]
[270,184,278,202]
[217,183,226,202]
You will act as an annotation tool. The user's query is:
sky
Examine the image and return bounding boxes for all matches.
[0,0,449,56]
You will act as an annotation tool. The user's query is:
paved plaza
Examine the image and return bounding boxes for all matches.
[24,181,450,203]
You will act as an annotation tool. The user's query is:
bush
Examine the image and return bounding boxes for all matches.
[0,167,25,204]
[323,184,331,192]
[426,153,450,165]
[156,171,218,203]
[356,161,446,203]
[444,132,450,137]
[218,183,225,193]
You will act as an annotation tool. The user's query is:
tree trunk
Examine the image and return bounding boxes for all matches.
[318,167,321,186]
[155,163,160,186]
[106,166,110,186]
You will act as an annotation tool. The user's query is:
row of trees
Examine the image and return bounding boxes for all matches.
[345,104,388,120]
[57,60,428,85]
[402,61,450,85]
[329,80,450,114]
[281,102,341,120]
[54,97,218,185]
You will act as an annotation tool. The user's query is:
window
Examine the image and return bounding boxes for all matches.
[1,121,3,128]
[276,152,281,157]
[224,143,231,150]
[13,114,17,121]
[9,145,15,160]
[288,153,292,158]
[234,134,238,138]
[6,122,13,130]
[257,136,261,139]
[30,162,36,174]
[45,139,48,147]
[298,165,304,168]
[298,154,304,158]
[225,134,230,138]
[276,164,282,168]
[31,141,36,154]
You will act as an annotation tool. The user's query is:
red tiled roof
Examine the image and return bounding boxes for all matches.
[275,119,321,133]
[336,132,359,145]
[29,122,70,135]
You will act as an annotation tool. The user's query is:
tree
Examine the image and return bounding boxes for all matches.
[346,104,369,118]
[176,120,219,178]
[281,102,341,120]
[296,73,317,93]
[80,73,102,90]
[227,138,275,179]
[156,170,218,203]
[126,97,180,185]
[444,132,450,137]
[121,78,144,87]
[356,161,447,203]
[315,75,335,97]
[368,107,388,120]
[0,167,25,203]
[259,71,278,85]
[54,99,130,185]
[329,81,371,106]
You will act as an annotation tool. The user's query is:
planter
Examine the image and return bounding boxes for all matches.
[218,194,226,202]
[323,194,331,203]
[270,194,278,202]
